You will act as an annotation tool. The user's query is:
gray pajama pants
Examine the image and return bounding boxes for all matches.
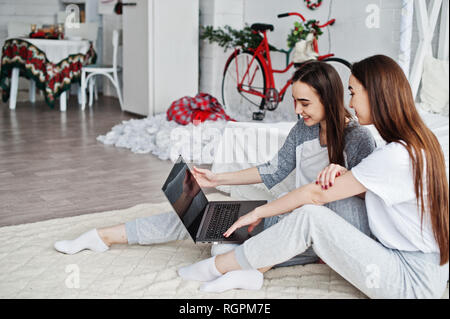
[125,196,371,268]
[233,204,449,299]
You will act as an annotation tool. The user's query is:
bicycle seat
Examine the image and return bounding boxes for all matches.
[251,23,274,32]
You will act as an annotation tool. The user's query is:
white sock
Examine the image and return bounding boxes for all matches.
[210,243,239,256]
[54,229,109,255]
[200,270,263,293]
[178,256,222,282]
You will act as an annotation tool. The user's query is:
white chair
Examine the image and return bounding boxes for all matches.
[65,22,99,43]
[65,22,99,104]
[81,30,123,110]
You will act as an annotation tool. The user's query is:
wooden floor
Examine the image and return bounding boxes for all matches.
[0,96,217,227]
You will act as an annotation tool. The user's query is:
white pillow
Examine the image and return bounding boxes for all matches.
[418,55,449,116]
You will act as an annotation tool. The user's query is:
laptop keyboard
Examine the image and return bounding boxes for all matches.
[205,203,241,239]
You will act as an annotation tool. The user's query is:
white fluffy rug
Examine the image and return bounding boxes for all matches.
[0,193,373,299]
[1,192,447,299]
[97,111,296,164]
[97,114,229,163]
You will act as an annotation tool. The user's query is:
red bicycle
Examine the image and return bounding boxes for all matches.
[221,12,351,121]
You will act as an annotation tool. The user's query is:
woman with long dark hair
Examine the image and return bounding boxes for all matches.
[55,62,376,272]
[179,55,449,299]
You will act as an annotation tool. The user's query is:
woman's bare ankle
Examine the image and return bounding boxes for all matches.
[96,228,112,247]
[97,224,128,247]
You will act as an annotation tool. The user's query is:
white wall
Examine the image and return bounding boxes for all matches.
[198,0,442,119]
[0,0,60,49]
[199,0,242,104]
[2,1,443,107]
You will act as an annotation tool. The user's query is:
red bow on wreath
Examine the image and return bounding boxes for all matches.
[305,0,323,10]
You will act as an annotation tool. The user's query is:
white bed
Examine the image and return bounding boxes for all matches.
[211,108,449,201]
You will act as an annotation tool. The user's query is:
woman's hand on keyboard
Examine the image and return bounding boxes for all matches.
[223,210,262,238]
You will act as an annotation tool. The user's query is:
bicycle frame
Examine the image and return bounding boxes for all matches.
[236,30,295,102]
[232,12,336,104]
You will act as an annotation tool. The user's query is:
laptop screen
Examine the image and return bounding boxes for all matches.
[161,156,209,241]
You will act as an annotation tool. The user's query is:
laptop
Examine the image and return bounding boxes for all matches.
[161,155,267,244]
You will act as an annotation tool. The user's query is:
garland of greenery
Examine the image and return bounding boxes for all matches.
[305,0,323,10]
[200,20,323,51]
[200,24,278,51]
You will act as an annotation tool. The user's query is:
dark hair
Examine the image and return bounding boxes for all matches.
[292,61,353,167]
[352,55,449,265]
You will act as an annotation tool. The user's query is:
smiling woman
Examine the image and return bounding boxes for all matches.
[291,62,353,165]
[351,55,449,266]
[177,62,379,292]
[54,61,377,289]
[185,55,449,299]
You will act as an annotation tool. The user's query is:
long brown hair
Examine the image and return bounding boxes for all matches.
[352,55,449,265]
[292,62,353,167]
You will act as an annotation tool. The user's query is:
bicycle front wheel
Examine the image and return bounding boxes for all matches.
[222,50,267,121]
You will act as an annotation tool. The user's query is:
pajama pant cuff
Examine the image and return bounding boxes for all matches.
[234,244,254,270]
[125,220,139,245]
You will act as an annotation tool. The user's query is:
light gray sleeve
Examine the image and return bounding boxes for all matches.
[256,121,300,190]
[345,125,377,170]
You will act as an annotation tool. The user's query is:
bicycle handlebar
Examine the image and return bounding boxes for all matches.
[277,13,290,18]
[277,12,306,22]
[277,12,335,29]
[316,19,336,28]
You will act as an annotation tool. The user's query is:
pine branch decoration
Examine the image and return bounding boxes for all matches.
[200,24,278,51]
[200,20,324,52]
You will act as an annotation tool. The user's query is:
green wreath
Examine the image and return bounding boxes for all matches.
[287,20,323,48]
[305,0,323,10]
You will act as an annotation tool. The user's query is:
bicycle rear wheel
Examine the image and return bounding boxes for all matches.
[222,50,267,122]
